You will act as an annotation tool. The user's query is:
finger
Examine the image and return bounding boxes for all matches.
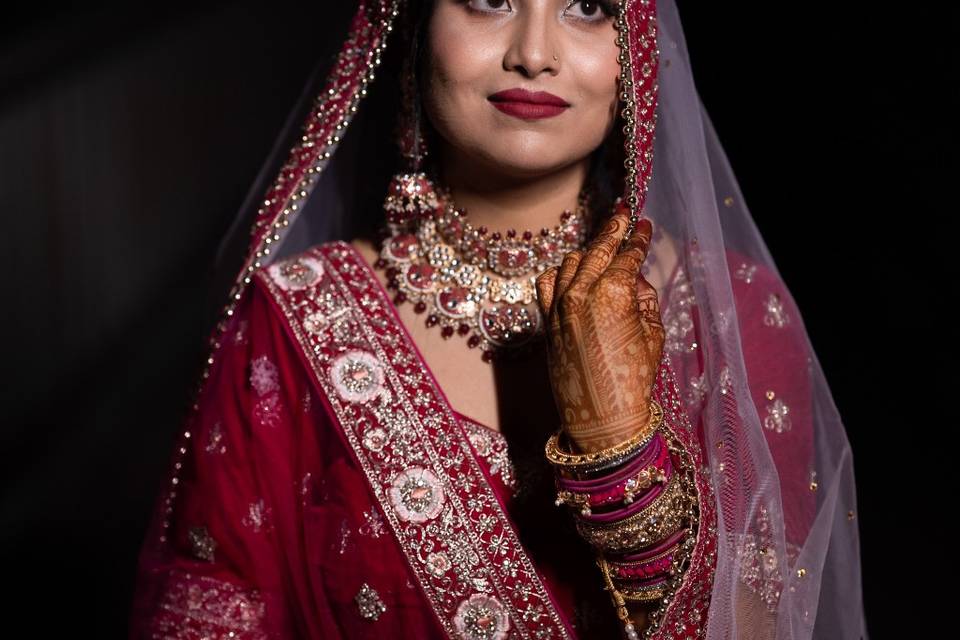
[535,266,559,316]
[607,217,653,279]
[552,250,584,313]
[565,210,631,295]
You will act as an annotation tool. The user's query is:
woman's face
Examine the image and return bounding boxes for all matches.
[423,0,621,181]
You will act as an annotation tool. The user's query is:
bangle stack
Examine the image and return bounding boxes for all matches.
[543,399,700,640]
[554,431,670,516]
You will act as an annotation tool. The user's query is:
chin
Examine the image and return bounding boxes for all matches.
[475,139,575,174]
[480,151,571,179]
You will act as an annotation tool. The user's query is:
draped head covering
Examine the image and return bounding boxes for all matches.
[158,1,866,637]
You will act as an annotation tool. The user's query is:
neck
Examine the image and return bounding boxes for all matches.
[435,145,591,235]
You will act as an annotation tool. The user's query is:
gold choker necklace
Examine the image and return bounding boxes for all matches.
[375,173,591,363]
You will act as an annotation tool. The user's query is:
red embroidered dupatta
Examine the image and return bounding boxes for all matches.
[130,238,726,638]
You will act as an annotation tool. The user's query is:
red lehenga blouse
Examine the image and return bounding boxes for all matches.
[130,239,813,639]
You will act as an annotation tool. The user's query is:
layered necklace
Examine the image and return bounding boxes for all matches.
[374,172,592,363]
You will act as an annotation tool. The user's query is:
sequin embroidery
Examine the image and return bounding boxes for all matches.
[188,525,217,563]
[241,499,271,534]
[249,355,279,397]
[205,421,226,455]
[330,350,388,404]
[253,393,283,429]
[453,593,511,640]
[355,583,387,621]
[461,420,517,493]
[663,266,698,355]
[763,392,792,433]
[387,466,445,523]
[685,372,708,407]
[359,509,386,538]
[734,262,757,284]
[267,256,325,291]
[763,292,790,328]
[153,569,267,638]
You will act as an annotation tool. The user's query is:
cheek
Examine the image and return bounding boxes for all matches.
[424,20,494,131]
[573,45,622,138]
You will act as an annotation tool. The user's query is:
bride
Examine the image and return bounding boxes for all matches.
[130,1,866,638]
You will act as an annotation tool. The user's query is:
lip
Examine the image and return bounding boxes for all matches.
[488,88,570,120]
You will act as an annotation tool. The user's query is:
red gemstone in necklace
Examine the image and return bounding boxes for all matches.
[495,247,529,271]
[437,286,471,317]
[387,234,418,259]
[405,263,435,291]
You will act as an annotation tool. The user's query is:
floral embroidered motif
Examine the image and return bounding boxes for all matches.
[233,319,249,346]
[359,509,386,538]
[734,262,757,284]
[362,427,389,452]
[663,266,698,355]
[241,499,271,533]
[707,308,733,339]
[763,392,792,433]
[249,355,279,397]
[253,394,283,429]
[355,583,387,621]
[188,525,216,562]
[425,551,452,578]
[461,420,517,493]
[153,569,267,638]
[304,307,350,336]
[387,466,445,523]
[453,593,510,640]
[733,509,803,613]
[330,350,388,404]
[205,421,226,455]
[685,372,708,407]
[717,365,734,395]
[763,292,790,328]
[267,256,325,291]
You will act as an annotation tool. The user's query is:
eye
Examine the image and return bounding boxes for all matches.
[465,0,513,15]
[563,0,617,23]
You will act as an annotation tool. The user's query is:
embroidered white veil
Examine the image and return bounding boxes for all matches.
[208,1,868,637]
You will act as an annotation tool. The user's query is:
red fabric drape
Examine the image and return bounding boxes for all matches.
[130,242,814,639]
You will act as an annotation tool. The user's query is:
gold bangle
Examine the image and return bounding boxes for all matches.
[575,466,689,554]
[544,399,663,472]
[604,540,682,603]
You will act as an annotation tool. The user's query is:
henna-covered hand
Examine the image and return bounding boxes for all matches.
[534,206,665,454]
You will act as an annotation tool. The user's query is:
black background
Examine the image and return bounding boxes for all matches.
[1,2,953,637]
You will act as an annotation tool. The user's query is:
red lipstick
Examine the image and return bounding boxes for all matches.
[487,88,570,120]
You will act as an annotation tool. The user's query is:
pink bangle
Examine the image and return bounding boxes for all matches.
[554,435,670,516]
[607,529,687,583]
[574,453,673,525]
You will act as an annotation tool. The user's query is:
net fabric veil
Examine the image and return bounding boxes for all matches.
[144,1,865,638]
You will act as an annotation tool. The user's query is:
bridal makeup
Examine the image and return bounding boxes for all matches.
[487,87,571,119]
[423,0,620,174]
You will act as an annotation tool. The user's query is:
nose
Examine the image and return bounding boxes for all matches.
[502,5,560,78]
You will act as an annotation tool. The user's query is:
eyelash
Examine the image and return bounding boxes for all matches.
[463,1,617,24]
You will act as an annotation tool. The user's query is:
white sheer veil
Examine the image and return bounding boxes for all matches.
[209,1,867,637]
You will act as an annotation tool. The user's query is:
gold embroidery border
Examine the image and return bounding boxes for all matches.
[258,243,576,640]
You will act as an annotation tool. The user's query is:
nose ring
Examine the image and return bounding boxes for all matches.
[553,54,559,62]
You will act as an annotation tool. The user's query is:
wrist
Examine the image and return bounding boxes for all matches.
[565,406,652,454]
